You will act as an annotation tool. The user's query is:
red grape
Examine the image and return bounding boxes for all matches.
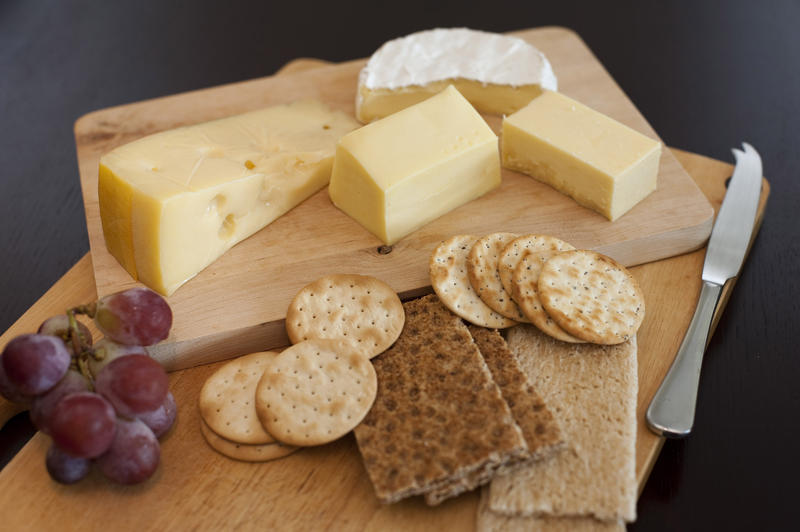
[88,338,147,378]
[96,418,160,485]
[30,370,91,434]
[95,354,168,417]
[94,288,172,346]
[0,357,32,404]
[49,392,116,458]
[45,444,90,484]
[1,334,71,395]
[136,391,177,438]
[37,315,93,354]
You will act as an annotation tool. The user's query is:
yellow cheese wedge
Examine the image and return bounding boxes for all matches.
[99,100,359,295]
[502,90,662,221]
[329,86,501,245]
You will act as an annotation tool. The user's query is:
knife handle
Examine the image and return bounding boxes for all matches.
[646,280,723,438]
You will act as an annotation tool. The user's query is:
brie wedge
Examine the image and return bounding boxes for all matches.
[355,28,557,123]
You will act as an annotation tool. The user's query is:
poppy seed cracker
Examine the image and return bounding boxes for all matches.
[466,232,528,322]
[538,250,645,344]
[430,235,517,328]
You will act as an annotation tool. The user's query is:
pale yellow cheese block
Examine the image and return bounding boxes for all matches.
[329,85,501,245]
[98,100,359,295]
[502,90,661,221]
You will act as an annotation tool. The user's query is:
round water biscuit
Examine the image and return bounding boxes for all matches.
[466,232,528,322]
[255,339,377,446]
[498,234,576,297]
[200,419,297,462]
[429,235,517,328]
[199,351,279,445]
[286,274,404,359]
[512,253,584,343]
[538,250,645,344]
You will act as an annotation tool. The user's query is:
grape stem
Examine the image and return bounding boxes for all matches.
[66,308,98,384]
[66,311,85,357]
[69,302,97,320]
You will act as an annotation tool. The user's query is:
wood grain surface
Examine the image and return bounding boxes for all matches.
[0,56,769,529]
[74,27,713,371]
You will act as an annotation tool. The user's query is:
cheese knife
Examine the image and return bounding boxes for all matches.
[646,143,762,438]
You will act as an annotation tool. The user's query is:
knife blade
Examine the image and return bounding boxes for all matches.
[646,143,762,438]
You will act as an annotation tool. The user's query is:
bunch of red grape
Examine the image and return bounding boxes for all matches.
[0,287,175,485]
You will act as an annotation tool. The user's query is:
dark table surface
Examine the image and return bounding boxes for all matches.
[1,1,798,530]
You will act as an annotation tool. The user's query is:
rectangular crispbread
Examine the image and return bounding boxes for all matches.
[477,487,625,532]
[354,294,528,505]
[423,325,566,506]
[468,325,565,459]
[488,325,637,522]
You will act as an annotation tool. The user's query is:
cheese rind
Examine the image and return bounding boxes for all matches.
[99,100,359,295]
[356,28,557,122]
[357,79,547,124]
[502,91,661,221]
[330,86,501,245]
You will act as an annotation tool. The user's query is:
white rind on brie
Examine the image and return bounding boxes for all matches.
[361,28,557,90]
[355,28,558,122]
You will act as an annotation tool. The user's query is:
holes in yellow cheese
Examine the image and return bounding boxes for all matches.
[219,214,235,239]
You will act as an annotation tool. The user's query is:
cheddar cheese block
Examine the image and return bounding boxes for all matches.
[98,100,359,295]
[329,86,501,246]
[502,90,661,221]
[356,28,557,123]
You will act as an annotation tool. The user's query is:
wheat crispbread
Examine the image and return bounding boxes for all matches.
[422,326,567,506]
[467,325,564,459]
[488,325,637,522]
[354,294,528,505]
[477,487,625,532]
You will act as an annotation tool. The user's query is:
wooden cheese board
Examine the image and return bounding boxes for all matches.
[0,131,768,530]
[74,27,714,371]
[0,46,771,527]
